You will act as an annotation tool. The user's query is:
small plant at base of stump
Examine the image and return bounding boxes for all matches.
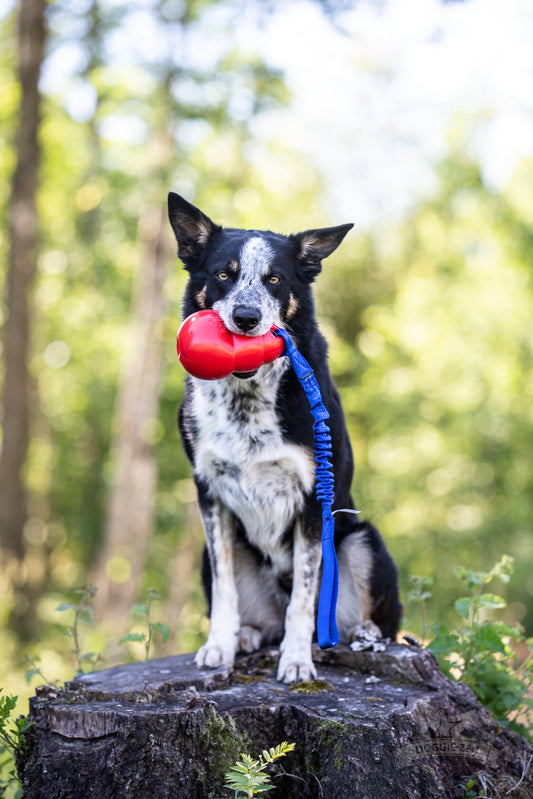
[408,556,533,741]
[0,691,33,797]
[224,741,296,798]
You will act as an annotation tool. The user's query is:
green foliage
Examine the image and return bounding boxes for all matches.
[224,742,295,798]
[56,585,104,676]
[459,779,479,799]
[407,575,434,641]
[408,556,533,741]
[24,656,54,688]
[319,153,533,638]
[119,588,171,660]
[0,691,32,797]
[0,693,28,756]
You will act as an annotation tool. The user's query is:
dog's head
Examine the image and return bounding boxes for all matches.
[168,192,353,337]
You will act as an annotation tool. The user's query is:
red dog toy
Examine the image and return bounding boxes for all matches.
[176,309,284,380]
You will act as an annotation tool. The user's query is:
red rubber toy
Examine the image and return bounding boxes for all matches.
[176,309,285,380]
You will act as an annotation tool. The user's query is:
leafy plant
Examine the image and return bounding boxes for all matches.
[408,556,533,740]
[56,585,104,676]
[24,656,55,687]
[459,777,481,799]
[407,574,434,642]
[0,691,32,797]
[224,741,295,798]
[119,588,171,660]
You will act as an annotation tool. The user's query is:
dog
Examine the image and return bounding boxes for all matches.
[168,192,401,684]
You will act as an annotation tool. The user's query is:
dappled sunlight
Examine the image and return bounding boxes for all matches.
[0,3,532,757]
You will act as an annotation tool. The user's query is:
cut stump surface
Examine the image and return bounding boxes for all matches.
[18,644,533,798]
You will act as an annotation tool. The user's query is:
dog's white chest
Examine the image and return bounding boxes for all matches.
[191,369,315,566]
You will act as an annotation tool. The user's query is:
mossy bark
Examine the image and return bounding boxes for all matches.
[19,644,533,798]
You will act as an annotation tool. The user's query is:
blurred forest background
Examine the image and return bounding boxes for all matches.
[0,0,532,733]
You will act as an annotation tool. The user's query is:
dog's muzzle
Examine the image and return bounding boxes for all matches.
[232,305,263,377]
[232,305,261,333]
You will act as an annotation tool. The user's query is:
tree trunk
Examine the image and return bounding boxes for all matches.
[19,643,533,799]
[91,202,173,625]
[0,0,47,558]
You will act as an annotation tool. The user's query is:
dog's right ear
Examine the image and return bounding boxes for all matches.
[168,192,220,267]
[291,223,354,282]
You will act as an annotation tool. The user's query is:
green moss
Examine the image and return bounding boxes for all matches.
[289,679,333,695]
[314,719,351,772]
[234,672,263,685]
[195,705,251,798]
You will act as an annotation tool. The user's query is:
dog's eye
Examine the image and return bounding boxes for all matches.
[268,275,280,285]
[217,272,229,281]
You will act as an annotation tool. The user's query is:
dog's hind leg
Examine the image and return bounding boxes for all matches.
[277,519,322,684]
[195,497,240,670]
[335,528,374,642]
[335,521,402,643]
[238,625,263,654]
[233,541,288,653]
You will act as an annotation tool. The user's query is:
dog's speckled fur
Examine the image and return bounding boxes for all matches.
[168,192,402,683]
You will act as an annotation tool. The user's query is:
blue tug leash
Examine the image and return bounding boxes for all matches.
[273,327,347,650]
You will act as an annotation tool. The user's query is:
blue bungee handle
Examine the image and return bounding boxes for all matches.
[273,327,339,649]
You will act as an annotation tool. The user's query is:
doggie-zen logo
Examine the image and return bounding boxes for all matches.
[398,707,497,767]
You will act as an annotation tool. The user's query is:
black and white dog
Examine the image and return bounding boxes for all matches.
[168,192,401,684]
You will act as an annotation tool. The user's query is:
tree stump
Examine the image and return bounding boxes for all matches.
[18,643,532,798]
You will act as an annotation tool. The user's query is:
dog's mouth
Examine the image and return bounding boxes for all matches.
[232,370,258,380]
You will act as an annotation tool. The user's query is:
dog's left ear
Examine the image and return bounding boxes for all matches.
[168,192,221,267]
[291,223,354,281]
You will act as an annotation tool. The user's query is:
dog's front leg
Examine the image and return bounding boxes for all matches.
[277,519,322,684]
[195,498,240,670]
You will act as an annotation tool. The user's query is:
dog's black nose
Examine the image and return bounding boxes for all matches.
[233,306,261,332]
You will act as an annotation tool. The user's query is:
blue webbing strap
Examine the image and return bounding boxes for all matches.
[273,328,339,649]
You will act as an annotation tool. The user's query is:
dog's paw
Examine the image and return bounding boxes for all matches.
[276,652,317,684]
[349,620,387,653]
[195,640,235,670]
[239,625,262,654]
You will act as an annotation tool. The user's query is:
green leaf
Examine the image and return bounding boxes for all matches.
[490,620,523,639]
[408,591,432,603]
[119,633,146,644]
[454,597,472,619]
[150,622,170,643]
[407,575,433,604]
[455,566,501,594]
[488,555,514,584]
[428,631,459,655]
[228,762,250,775]
[80,652,97,662]
[56,602,74,612]
[472,624,508,655]
[15,717,33,735]
[0,693,18,720]
[224,771,272,793]
[77,607,93,624]
[131,604,148,618]
[478,593,506,610]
